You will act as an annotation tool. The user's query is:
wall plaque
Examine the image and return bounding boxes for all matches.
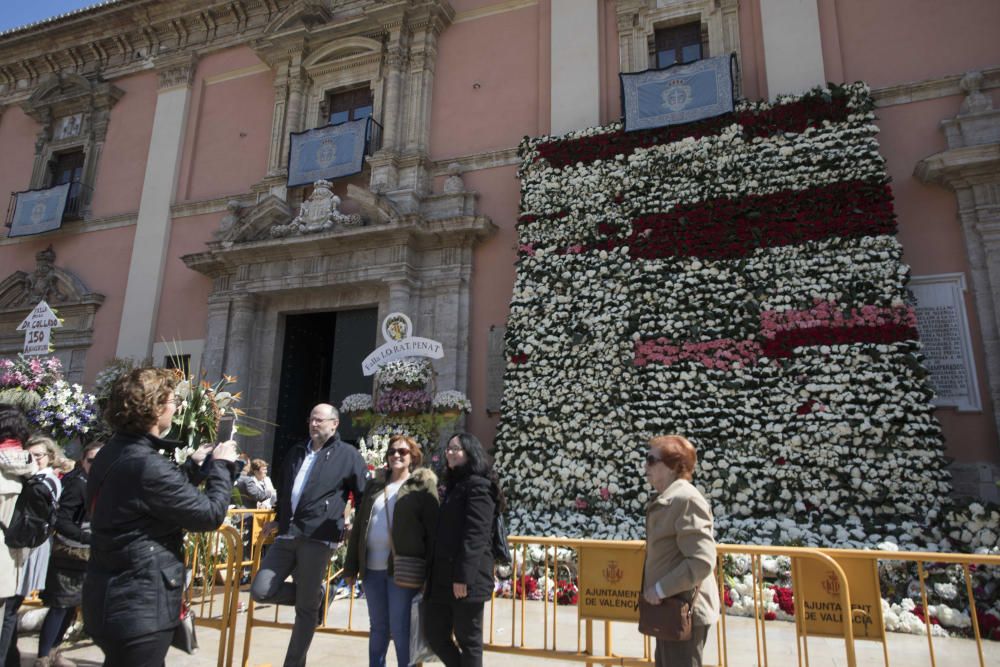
[486,325,506,414]
[909,273,981,411]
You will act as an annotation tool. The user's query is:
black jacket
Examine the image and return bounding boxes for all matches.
[275,435,367,543]
[82,431,238,640]
[344,467,439,580]
[427,469,496,603]
[49,466,89,571]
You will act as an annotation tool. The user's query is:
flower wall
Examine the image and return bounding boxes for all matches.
[495,83,956,547]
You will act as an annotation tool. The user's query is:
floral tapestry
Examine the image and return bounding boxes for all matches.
[495,83,953,548]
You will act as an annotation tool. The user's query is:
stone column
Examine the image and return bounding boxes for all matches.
[224,293,256,396]
[550,0,600,135]
[201,294,231,381]
[280,67,307,164]
[380,44,405,151]
[758,0,826,98]
[387,278,412,314]
[615,0,649,73]
[266,75,288,177]
[115,54,197,359]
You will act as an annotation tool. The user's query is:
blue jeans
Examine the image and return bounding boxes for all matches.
[363,569,418,667]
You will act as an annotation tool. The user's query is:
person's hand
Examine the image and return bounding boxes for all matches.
[189,442,215,465]
[260,521,279,539]
[212,440,239,463]
[453,582,468,599]
[643,586,662,605]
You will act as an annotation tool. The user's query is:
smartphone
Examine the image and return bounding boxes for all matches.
[217,417,235,443]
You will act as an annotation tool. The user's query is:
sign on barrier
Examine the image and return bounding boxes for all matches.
[577,544,644,621]
[796,555,884,640]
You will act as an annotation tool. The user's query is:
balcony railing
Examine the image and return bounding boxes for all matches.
[5,181,92,236]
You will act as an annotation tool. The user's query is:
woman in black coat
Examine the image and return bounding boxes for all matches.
[82,368,239,667]
[424,432,505,667]
[36,441,102,666]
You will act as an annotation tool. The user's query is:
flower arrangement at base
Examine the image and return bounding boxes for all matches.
[377,359,433,389]
[432,390,472,419]
[340,393,373,416]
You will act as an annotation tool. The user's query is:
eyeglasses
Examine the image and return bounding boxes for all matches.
[30,452,49,460]
[387,448,410,458]
[645,453,662,466]
[308,417,336,424]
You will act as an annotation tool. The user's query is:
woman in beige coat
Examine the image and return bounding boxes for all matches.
[642,435,720,667]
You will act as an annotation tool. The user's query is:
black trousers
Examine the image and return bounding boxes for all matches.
[423,596,485,667]
[95,627,174,667]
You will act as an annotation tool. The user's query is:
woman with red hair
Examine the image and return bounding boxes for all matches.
[641,435,720,667]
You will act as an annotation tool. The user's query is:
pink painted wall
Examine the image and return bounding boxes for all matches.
[0,106,38,211]
[178,47,273,202]
[154,213,217,343]
[462,164,521,445]
[0,229,136,387]
[90,71,157,217]
[819,0,1000,88]
[430,1,544,160]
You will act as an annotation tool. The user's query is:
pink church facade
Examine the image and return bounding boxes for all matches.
[0,0,997,497]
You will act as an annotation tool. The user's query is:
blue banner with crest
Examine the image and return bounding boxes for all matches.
[8,183,70,238]
[620,54,736,132]
[287,117,369,187]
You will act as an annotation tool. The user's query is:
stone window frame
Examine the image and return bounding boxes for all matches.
[18,73,123,221]
[650,18,707,69]
[618,0,741,87]
[304,37,384,138]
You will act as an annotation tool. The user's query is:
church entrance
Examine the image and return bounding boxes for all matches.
[272,307,377,471]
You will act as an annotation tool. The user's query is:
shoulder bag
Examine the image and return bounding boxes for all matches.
[637,585,699,642]
[385,485,425,589]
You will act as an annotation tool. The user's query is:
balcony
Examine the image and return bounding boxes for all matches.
[287,117,383,188]
[5,181,92,237]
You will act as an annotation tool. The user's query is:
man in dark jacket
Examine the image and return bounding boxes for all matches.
[250,403,367,667]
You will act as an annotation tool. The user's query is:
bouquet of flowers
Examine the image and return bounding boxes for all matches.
[0,355,63,410]
[375,388,432,415]
[168,372,251,452]
[31,379,99,445]
[358,435,389,474]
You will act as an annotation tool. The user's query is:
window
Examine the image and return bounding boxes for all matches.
[49,150,87,221]
[164,354,191,376]
[50,150,84,186]
[654,22,703,69]
[327,87,373,125]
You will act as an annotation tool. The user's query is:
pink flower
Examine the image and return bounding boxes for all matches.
[599,487,611,501]
[574,498,588,509]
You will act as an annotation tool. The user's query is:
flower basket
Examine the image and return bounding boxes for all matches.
[437,408,462,420]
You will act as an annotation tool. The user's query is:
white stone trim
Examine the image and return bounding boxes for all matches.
[152,338,204,375]
[873,66,1000,108]
[758,0,826,98]
[116,81,192,359]
[204,64,270,86]
[909,273,983,412]
[550,0,601,136]
[0,213,136,245]
[453,0,537,24]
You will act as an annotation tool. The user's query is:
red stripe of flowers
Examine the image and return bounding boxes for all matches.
[534,93,850,169]
[622,180,895,260]
[634,303,917,369]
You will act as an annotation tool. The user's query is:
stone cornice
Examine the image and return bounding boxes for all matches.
[0,212,136,246]
[182,214,495,279]
[915,143,1000,188]
[431,147,520,176]
[873,67,1000,108]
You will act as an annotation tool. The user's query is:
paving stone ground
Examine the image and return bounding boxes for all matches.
[18,592,998,666]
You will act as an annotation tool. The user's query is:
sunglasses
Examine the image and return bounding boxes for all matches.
[387,448,410,458]
[645,453,662,466]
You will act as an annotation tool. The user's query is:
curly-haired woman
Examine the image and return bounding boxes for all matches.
[82,368,239,667]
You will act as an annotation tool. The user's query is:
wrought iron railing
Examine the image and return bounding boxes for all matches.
[4,181,92,229]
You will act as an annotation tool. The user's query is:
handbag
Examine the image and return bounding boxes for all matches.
[491,513,511,564]
[385,485,426,589]
[637,585,699,642]
[171,603,198,654]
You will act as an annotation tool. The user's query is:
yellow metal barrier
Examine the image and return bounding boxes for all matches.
[220,526,999,667]
[185,523,243,667]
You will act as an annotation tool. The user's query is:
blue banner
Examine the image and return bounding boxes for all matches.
[8,183,70,238]
[287,117,369,187]
[621,54,735,132]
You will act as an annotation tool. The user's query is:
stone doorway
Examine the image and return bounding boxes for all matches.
[272,307,377,470]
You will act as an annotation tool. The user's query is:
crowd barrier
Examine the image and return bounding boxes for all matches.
[180,510,1000,667]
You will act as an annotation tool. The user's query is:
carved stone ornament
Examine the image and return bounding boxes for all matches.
[0,245,103,310]
[271,180,362,237]
[959,71,994,115]
[443,162,465,194]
